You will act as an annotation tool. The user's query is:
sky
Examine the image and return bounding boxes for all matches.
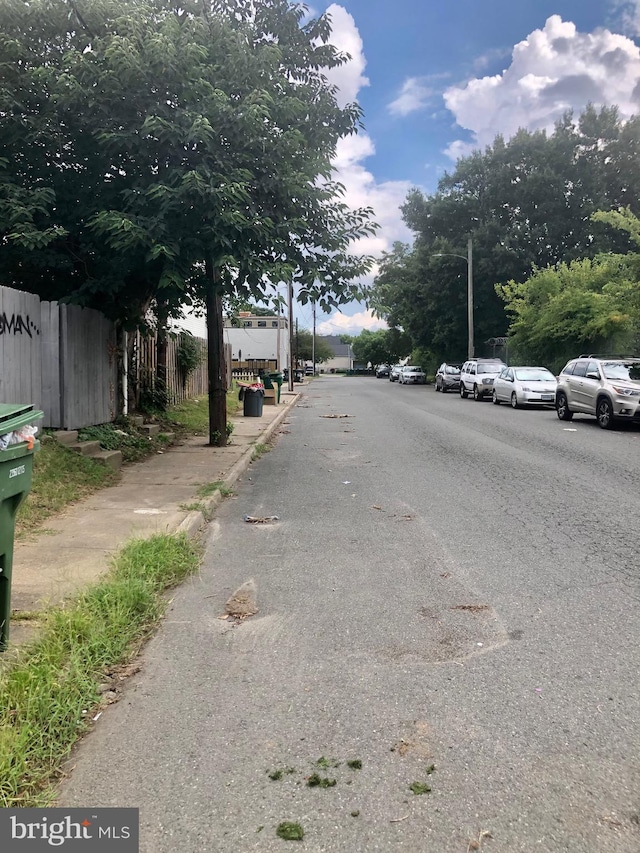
[312,0,640,337]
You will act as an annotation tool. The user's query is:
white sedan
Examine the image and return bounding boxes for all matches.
[399,365,427,385]
[492,366,557,408]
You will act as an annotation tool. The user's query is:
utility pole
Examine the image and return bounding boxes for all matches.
[287,281,294,392]
[467,235,474,360]
[312,301,316,376]
[295,318,299,372]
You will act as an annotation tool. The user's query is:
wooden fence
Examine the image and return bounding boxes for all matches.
[0,286,42,412]
[131,331,208,409]
[0,285,233,428]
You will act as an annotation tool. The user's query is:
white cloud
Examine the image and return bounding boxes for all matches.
[315,5,414,334]
[317,308,387,336]
[388,77,433,116]
[443,15,640,160]
[323,4,369,107]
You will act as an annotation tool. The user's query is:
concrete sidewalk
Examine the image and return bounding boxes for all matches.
[8,390,299,647]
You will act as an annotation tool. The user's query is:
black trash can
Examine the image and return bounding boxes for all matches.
[243,388,264,417]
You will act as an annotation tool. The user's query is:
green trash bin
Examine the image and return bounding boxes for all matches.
[0,403,43,651]
[269,372,283,403]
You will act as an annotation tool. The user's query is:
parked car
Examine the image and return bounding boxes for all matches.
[399,365,427,385]
[492,366,557,408]
[459,358,506,400]
[376,364,390,378]
[389,365,403,382]
[305,365,314,376]
[555,355,640,429]
[435,362,462,392]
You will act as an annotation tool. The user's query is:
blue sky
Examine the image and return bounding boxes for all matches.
[313,0,640,336]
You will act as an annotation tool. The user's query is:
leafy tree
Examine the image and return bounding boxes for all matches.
[371,107,640,363]
[351,327,411,367]
[496,256,639,370]
[0,0,376,444]
[295,330,334,364]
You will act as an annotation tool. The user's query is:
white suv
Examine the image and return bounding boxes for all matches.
[459,358,506,401]
[556,355,640,429]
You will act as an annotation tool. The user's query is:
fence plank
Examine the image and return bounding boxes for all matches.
[0,286,42,410]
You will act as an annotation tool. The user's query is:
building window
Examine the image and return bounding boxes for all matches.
[243,321,252,327]
[272,321,278,328]
[257,320,267,327]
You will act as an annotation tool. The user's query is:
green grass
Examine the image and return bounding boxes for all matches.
[15,438,117,539]
[196,480,234,498]
[252,442,271,461]
[78,421,171,463]
[162,391,239,438]
[276,822,304,841]
[307,772,337,788]
[409,781,432,795]
[0,534,199,807]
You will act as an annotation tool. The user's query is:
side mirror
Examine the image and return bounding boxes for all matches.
[586,371,599,380]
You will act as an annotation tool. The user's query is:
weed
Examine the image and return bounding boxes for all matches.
[267,767,295,781]
[316,756,340,769]
[0,534,199,807]
[409,781,431,795]
[9,611,40,622]
[276,822,304,841]
[307,773,337,788]
[196,481,234,498]
[426,763,436,774]
[252,442,270,460]
[346,759,362,770]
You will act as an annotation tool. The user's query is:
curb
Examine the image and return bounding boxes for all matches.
[174,394,300,540]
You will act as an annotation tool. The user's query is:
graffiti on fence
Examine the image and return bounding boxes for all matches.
[0,312,40,337]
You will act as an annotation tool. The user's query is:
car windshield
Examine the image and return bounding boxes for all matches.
[477,363,502,374]
[446,366,460,374]
[405,366,422,371]
[513,368,555,381]
[602,362,640,381]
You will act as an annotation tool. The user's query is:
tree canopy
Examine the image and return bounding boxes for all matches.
[351,327,412,367]
[369,107,640,368]
[0,0,377,442]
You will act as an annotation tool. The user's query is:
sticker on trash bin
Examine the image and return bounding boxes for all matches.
[8,465,26,478]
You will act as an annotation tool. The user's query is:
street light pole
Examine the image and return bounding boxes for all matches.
[466,236,474,360]
[433,237,474,360]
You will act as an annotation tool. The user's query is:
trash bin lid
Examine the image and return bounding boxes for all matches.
[0,403,44,434]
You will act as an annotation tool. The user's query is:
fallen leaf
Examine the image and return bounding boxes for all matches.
[372,504,383,510]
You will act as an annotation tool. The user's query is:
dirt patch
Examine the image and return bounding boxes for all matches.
[451,604,490,614]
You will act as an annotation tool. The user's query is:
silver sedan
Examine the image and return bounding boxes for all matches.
[492,366,557,408]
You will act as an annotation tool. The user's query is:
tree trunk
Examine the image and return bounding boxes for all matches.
[205,261,227,446]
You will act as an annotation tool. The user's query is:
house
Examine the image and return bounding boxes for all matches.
[318,335,354,372]
[223,313,289,373]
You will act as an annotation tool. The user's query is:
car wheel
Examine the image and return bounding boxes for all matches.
[442,385,447,393]
[460,383,468,399]
[596,397,615,429]
[492,390,500,405]
[556,392,573,421]
[510,392,519,409]
[473,384,483,401]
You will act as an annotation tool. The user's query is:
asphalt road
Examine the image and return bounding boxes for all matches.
[59,376,640,852]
